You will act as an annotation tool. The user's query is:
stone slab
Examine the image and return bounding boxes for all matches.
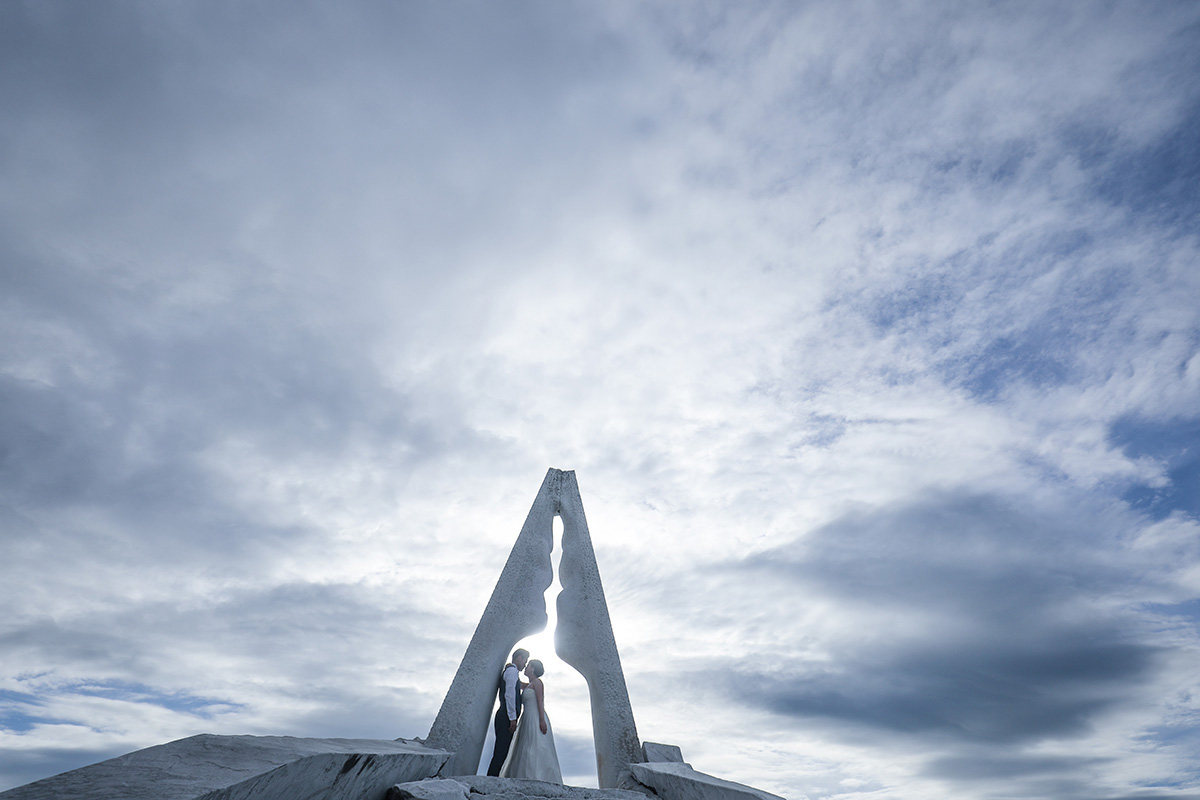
[389,777,472,800]
[625,761,786,800]
[0,734,450,800]
[446,774,650,800]
[640,742,685,764]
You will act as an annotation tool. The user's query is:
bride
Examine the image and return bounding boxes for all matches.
[499,659,563,783]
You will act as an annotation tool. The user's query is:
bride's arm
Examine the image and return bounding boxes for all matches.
[534,680,547,734]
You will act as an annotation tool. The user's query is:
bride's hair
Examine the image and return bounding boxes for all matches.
[527,659,545,678]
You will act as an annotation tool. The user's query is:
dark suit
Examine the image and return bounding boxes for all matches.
[486,663,524,776]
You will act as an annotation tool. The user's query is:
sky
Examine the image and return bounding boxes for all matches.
[1,2,1199,798]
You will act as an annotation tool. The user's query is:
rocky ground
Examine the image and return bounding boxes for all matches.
[0,734,785,800]
[392,775,650,800]
[393,761,786,800]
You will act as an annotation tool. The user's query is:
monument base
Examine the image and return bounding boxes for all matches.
[391,770,787,800]
[622,761,786,800]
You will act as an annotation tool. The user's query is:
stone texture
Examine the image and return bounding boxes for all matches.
[554,471,643,788]
[426,469,559,776]
[388,777,471,800]
[427,468,643,788]
[640,742,685,764]
[625,762,786,800]
[0,734,449,800]
[447,774,650,800]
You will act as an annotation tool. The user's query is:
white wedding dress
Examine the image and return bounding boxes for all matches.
[499,686,563,783]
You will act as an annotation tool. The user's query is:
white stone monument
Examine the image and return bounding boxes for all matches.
[0,468,789,800]
[426,468,643,788]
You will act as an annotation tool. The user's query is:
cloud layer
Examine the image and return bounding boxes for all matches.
[3,2,1199,798]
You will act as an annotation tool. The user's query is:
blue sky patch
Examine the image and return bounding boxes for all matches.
[64,681,241,717]
[0,682,241,731]
[1110,416,1200,520]
[1094,101,1200,231]
[956,336,1071,401]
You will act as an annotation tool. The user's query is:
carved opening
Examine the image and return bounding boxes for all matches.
[476,513,598,786]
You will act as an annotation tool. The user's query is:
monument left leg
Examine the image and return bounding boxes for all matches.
[425,468,559,776]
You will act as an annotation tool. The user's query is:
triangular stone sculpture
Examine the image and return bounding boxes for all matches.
[426,468,642,787]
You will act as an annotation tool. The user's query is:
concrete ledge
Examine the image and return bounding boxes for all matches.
[0,734,450,800]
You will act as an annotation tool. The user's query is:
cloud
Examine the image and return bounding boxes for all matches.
[682,489,1195,795]
[0,580,445,790]
[3,2,1200,798]
[747,636,1156,743]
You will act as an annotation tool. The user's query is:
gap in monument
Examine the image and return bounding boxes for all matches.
[477,514,598,787]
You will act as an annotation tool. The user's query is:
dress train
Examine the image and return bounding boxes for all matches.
[499,686,563,783]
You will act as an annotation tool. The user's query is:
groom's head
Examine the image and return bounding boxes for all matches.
[512,648,530,669]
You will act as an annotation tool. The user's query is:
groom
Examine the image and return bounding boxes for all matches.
[486,648,529,776]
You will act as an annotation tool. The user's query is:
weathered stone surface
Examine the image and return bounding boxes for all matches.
[640,742,685,764]
[625,762,786,800]
[614,770,657,796]
[426,469,559,776]
[554,471,643,788]
[427,468,642,787]
[0,734,449,800]
[388,777,471,800]
[448,774,650,800]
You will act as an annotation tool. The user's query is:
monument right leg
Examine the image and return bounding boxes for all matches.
[554,470,643,788]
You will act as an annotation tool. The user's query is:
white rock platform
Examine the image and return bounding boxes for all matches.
[394,775,650,800]
[623,762,786,800]
[0,734,450,800]
[391,769,787,800]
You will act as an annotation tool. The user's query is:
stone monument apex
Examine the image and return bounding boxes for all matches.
[426,468,642,789]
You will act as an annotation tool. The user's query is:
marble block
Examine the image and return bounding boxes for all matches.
[0,734,450,800]
[640,742,685,764]
[447,774,651,800]
[388,777,472,800]
[625,761,786,800]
